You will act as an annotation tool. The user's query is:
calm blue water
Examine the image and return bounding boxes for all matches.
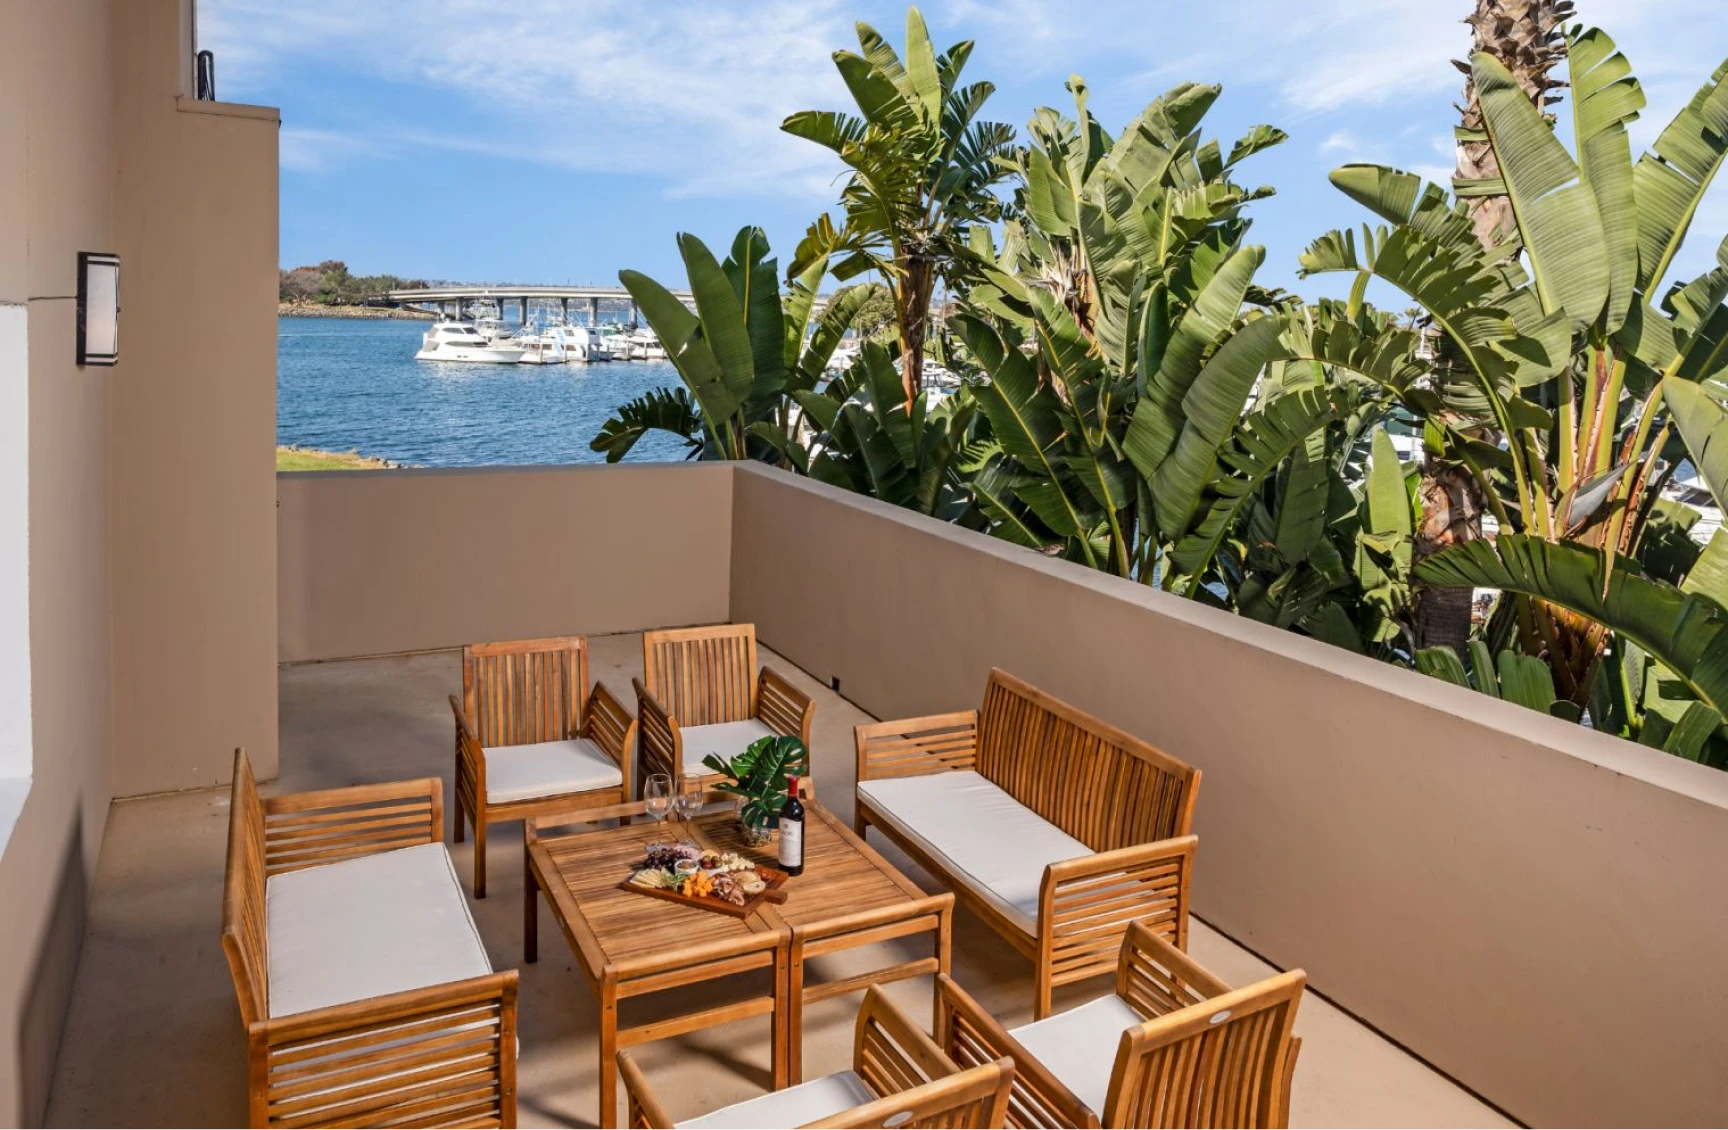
[277,316,690,466]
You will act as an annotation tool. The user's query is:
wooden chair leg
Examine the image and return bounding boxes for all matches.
[473,815,488,900]
[452,754,466,844]
[1034,956,1054,1020]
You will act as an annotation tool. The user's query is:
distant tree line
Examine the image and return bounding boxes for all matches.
[279,261,427,305]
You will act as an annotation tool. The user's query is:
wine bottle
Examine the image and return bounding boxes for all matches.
[778,774,805,876]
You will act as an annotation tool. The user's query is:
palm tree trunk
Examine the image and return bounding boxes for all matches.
[897,259,934,407]
[1414,0,1572,655]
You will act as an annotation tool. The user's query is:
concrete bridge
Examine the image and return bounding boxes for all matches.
[384,285,679,325]
[385,284,836,324]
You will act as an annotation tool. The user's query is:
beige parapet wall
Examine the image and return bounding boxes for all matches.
[727,463,1728,1129]
[276,463,734,661]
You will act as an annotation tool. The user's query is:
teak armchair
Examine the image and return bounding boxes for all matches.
[619,985,1014,1128]
[935,921,1304,1129]
[221,750,518,1128]
[451,635,637,897]
[633,622,815,795]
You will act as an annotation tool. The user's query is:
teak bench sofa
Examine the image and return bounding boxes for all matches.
[221,749,519,1128]
[855,668,1200,1017]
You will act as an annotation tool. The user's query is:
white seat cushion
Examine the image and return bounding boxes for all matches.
[679,719,778,777]
[266,842,492,1018]
[1009,993,1144,1115]
[679,1070,876,1129]
[482,737,622,804]
[857,770,1092,933]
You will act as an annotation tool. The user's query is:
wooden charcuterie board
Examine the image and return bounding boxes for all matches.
[617,865,791,918]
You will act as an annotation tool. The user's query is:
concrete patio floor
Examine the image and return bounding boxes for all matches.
[43,634,1514,1128]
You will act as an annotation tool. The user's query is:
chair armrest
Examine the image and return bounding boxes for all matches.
[254,971,518,1128]
[810,1061,1016,1130]
[617,1049,675,1129]
[1038,835,1197,985]
[449,694,484,778]
[582,682,637,770]
[853,983,955,1091]
[260,776,445,876]
[854,710,978,783]
[1116,917,1231,1020]
[757,665,815,747]
[933,975,1095,1129]
[633,677,679,787]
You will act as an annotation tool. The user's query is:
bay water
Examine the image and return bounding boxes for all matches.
[277,316,690,465]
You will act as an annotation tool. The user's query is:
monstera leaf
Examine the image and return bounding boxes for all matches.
[702,735,810,829]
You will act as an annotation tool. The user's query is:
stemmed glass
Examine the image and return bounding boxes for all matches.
[643,773,673,827]
[674,777,705,825]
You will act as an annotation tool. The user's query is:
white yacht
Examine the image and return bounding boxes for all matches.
[597,325,635,360]
[509,324,568,364]
[546,323,598,362]
[466,300,512,345]
[414,319,524,364]
[631,327,668,360]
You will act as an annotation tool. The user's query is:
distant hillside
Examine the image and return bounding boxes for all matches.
[279,260,426,307]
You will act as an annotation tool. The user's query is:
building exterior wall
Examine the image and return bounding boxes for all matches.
[109,0,280,794]
[0,1,117,1122]
[0,0,278,1120]
[276,463,735,661]
[727,463,1728,1129]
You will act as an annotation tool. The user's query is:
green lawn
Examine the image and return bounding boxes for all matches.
[276,446,391,471]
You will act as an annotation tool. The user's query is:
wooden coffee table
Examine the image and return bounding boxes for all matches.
[525,804,788,1129]
[697,800,953,1084]
[525,795,952,1126]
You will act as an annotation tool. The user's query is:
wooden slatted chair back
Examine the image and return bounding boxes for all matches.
[221,748,269,1026]
[976,668,1199,851]
[641,623,758,727]
[837,985,1014,1130]
[462,636,589,747]
[1106,970,1305,1129]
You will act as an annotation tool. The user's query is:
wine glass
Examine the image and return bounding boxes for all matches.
[674,777,705,825]
[643,774,672,826]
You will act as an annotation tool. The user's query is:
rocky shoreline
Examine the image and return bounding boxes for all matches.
[278,302,434,320]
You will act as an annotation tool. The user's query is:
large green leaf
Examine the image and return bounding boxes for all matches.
[1151,315,1286,537]
[1475,53,1610,328]
[1124,245,1264,479]
[1415,534,1728,718]
[589,387,704,463]
[679,234,758,407]
[1664,378,1728,511]
[1633,58,1728,293]
[619,266,740,439]
[1168,383,1345,579]
[1567,27,1643,333]
[958,314,1095,547]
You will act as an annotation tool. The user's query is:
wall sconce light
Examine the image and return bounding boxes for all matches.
[76,252,120,367]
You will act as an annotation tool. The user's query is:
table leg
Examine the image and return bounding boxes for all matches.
[774,946,791,1098]
[785,939,805,1085]
[524,861,539,965]
[600,977,620,1129]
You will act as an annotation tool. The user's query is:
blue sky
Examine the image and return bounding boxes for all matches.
[203,0,1728,300]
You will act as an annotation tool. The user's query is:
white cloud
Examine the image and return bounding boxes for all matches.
[200,0,857,197]
[278,127,380,173]
[1319,130,1359,154]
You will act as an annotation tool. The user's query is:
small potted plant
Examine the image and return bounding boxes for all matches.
[702,735,809,848]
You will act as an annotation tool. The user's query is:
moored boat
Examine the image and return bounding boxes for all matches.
[414,319,524,363]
